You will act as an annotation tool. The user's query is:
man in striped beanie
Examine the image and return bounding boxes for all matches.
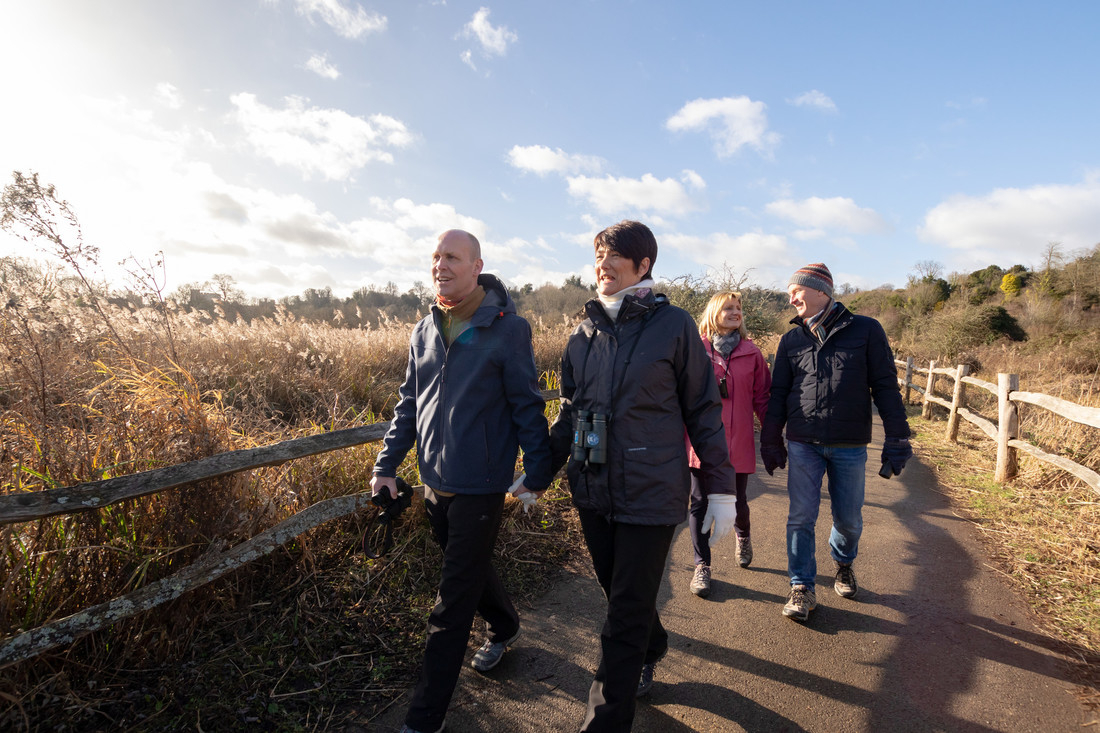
[761,263,912,623]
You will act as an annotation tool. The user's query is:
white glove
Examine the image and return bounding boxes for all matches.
[701,494,738,545]
[509,473,538,513]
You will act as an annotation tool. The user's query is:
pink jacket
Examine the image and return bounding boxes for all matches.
[687,336,772,474]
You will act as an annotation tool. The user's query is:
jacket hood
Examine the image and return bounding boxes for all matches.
[476,273,516,319]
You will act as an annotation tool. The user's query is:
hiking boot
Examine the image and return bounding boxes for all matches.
[470,629,520,673]
[689,563,711,597]
[782,584,817,622]
[736,536,753,568]
[834,562,858,598]
[636,661,657,697]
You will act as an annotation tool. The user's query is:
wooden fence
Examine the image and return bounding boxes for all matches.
[895,356,1100,494]
[0,392,558,667]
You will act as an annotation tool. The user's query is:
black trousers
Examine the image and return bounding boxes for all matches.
[577,508,676,733]
[688,468,750,566]
[405,490,518,732]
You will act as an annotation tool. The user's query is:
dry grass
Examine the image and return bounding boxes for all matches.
[0,276,577,730]
[907,339,1100,711]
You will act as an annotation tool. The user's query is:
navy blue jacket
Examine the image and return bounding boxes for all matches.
[374,274,553,494]
[763,304,910,445]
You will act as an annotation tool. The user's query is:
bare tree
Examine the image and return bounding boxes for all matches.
[912,260,944,282]
[1037,242,1064,295]
[121,250,179,363]
[1,171,132,356]
[207,273,245,303]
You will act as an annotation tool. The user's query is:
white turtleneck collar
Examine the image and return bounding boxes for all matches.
[597,278,655,320]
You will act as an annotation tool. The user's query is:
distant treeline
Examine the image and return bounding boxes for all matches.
[165,242,1100,358]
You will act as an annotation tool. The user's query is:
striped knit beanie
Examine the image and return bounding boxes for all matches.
[788,263,833,297]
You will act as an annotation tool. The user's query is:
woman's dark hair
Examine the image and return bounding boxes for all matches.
[593,220,657,281]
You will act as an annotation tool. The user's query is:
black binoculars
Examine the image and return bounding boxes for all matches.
[371,477,413,524]
[718,377,729,399]
[572,410,608,464]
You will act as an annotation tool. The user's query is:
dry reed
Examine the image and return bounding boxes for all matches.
[0,276,577,730]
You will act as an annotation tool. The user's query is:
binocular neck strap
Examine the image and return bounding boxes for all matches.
[362,515,396,559]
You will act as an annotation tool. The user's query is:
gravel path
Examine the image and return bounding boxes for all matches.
[369,424,1095,732]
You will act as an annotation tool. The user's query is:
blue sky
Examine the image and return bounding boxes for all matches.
[2,1,1098,300]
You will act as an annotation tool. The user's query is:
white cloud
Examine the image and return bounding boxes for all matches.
[566,174,702,217]
[661,231,794,279]
[231,93,413,181]
[382,198,486,242]
[680,169,706,191]
[507,145,603,176]
[666,96,779,157]
[788,90,837,112]
[154,82,183,109]
[462,7,517,57]
[292,0,387,40]
[918,177,1100,265]
[460,49,476,70]
[0,87,537,300]
[305,53,340,79]
[765,196,889,234]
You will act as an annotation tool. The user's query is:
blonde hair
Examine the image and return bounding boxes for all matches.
[698,291,748,339]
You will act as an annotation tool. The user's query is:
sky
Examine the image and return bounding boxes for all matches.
[2,1,1099,301]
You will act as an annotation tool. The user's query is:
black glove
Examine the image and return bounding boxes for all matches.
[761,442,787,476]
[881,437,913,477]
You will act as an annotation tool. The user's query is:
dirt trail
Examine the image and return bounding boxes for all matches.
[369,424,1095,732]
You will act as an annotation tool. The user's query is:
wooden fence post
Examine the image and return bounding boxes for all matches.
[995,373,1019,482]
[921,360,938,419]
[903,357,914,403]
[945,364,969,443]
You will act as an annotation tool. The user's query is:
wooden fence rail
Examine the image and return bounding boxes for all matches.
[0,390,560,666]
[894,358,1100,496]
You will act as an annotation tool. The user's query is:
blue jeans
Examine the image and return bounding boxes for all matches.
[786,441,867,589]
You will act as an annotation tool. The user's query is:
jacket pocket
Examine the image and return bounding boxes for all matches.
[830,332,869,375]
[620,444,686,515]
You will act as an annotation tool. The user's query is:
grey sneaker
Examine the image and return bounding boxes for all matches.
[834,562,858,598]
[689,563,711,597]
[470,629,520,673]
[736,536,753,568]
[782,584,817,622]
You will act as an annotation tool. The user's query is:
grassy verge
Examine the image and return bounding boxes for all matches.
[908,410,1099,711]
[1,482,583,731]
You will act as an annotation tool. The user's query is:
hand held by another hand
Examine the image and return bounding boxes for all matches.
[509,472,539,513]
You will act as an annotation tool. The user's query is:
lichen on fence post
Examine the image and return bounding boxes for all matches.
[946,364,969,443]
[922,360,938,419]
[903,357,914,404]
[995,373,1019,482]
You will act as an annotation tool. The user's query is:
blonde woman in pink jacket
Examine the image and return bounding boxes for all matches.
[687,291,772,597]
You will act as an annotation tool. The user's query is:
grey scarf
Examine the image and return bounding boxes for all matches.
[711,331,741,356]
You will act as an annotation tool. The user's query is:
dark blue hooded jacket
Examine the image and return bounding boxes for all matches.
[374,274,553,493]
